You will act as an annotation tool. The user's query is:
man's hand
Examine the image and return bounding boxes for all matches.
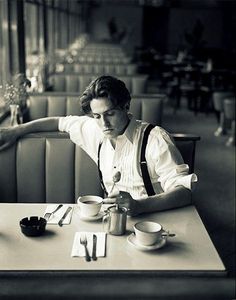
[103,191,140,216]
[117,191,140,216]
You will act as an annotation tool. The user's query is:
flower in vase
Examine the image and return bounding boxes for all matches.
[3,73,31,108]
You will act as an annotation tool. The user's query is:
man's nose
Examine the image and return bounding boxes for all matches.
[100,115,109,126]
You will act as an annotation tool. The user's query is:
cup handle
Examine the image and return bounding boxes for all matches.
[102,213,110,233]
[161,230,176,238]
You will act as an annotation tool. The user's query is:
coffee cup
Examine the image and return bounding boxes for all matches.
[77,195,103,217]
[134,221,165,246]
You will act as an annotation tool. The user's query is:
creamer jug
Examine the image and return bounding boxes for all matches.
[103,205,127,235]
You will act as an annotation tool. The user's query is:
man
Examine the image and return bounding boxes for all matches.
[0,76,197,216]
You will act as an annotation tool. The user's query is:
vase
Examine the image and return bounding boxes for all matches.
[10,104,23,126]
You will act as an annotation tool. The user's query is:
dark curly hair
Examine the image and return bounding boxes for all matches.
[80,76,131,115]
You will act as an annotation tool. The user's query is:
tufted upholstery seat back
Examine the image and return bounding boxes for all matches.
[62,63,138,75]
[48,74,149,94]
[27,95,83,120]
[0,131,199,203]
[0,132,103,203]
[27,93,165,126]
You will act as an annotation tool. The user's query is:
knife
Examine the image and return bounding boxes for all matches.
[44,204,63,221]
[92,234,97,261]
[58,206,72,227]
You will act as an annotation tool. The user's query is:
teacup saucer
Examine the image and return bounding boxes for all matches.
[79,211,105,221]
[127,233,167,251]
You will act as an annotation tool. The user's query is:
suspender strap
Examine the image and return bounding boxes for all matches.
[98,123,155,197]
[97,142,108,196]
[140,124,156,196]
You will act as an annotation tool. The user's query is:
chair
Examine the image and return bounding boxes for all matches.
[177,68,201,115]
[224,97,235,146]
[171,133,200,173]
[197,71,213,114]
[212,91,234,136]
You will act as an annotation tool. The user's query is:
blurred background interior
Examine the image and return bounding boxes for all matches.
[0,0,235,285]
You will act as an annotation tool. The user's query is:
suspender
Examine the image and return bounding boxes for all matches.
[97,123,155,197]
[140,124,155,196]
[98,142,108,196]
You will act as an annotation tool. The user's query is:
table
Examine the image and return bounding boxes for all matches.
[0,203,234,299]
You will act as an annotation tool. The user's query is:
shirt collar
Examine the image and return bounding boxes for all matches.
[123,114,137,144]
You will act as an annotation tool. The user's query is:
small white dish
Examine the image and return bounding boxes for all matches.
[127,233,167,251]
[79,211,105,221]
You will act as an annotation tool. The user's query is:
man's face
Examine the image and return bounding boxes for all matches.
[90,97,129,139]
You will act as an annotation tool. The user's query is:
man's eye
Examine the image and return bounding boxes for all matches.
[106,111,115,116]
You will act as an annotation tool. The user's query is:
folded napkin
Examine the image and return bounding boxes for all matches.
[44,204,73,225]
[71,232,106,257]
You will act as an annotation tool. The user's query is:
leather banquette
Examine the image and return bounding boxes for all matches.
[0,132,103,203]
[0,93,199,203]
[62,62,138,75]
[48,74,149,94]
[26,92,165,126]
[0,131,199,203]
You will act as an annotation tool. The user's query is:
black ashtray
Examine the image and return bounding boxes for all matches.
[20,216,47,237]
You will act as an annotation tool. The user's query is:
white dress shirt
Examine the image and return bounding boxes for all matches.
[59,115,197,199]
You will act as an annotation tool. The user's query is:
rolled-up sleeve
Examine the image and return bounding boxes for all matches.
[148,127,198,192]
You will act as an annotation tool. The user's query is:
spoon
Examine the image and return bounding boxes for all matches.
[110,171,121,195]
[110,171,121,210]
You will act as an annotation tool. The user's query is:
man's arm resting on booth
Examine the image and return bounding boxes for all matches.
[0,117,60,150]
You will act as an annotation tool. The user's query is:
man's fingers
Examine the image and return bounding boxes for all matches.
[116,198,127,205]
[103,198,116,204]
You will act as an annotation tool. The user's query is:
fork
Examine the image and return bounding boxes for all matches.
[80,234,91,262]
[44,204,63,221]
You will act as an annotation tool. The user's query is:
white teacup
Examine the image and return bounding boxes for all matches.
[134,221,165,246]
[77,195,103,217]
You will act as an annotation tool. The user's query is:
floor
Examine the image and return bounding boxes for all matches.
[151,84,236,277]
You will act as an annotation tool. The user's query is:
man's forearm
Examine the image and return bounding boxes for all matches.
[0,117,61,151]
[17,117,60,137]
[137,186,192,214]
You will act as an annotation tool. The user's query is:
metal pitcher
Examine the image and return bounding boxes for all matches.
[103,205,127,236]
